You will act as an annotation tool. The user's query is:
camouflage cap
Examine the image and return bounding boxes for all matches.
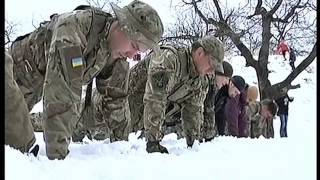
[111,0,164,53]
[197,35,224,73]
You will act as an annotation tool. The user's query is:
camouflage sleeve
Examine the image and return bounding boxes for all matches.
[181,76,209,144]
[250,114,262,138]
[5,51,36,153]
[42,11,90,160]
[265,118,274,138]
[95,59,131,142]
[143,49,177,142]
[202,77,216,139]
[248,101,262,138]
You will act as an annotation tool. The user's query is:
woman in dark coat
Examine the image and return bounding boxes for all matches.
[225,84,249,137]
[275,93,294,137]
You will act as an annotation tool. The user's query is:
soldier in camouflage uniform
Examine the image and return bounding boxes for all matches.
[247,99,278,138]
[201,61,234,140]
[6,0,164,160]
[128,35,225,153]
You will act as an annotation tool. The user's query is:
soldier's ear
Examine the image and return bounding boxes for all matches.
[195,47,206,57]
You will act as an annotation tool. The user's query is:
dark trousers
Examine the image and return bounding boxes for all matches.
[216,117,226,136]
[279,114,288,137]
[282,50,288,60]
[289,61,295,70]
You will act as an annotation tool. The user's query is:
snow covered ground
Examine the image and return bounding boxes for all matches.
[5,55,316,180]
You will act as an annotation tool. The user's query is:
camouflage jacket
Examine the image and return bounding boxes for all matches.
[9,7,131,159]
[248,101,274,138]
[143,45,209,142]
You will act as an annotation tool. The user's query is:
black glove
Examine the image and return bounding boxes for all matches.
[205,137,214,142]
[146,141,169,154]
[186,136,195,148]
[29,144,39,157]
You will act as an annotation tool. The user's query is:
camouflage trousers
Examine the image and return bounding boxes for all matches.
[5,51,36,153]
[30,111,109,141]
[30,88,131,143]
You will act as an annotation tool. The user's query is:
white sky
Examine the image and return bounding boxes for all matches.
[6,54,317,180]
[5,0,179,40]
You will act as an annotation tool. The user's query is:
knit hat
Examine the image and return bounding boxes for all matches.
[231,75,246,92]
[216,61,233,77]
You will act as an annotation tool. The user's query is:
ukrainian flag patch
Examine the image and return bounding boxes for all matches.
[72,57,83,68]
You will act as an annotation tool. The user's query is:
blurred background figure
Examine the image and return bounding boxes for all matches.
[277,38,290,61]
[275,93,294,137]
[289,47,296,71]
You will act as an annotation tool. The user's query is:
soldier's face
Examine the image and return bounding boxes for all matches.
[228,81,241,98]
[109,25,148,59]
[193,47,214,75]
[215,75,229,89]
[261,106,273,119]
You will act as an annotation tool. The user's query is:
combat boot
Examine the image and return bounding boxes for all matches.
[146,141,168,154]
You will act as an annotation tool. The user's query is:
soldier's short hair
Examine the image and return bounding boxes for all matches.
[191,41,204,53]
[261,99,278,116]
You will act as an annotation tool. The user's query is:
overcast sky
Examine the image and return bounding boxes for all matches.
[5,0,180,40]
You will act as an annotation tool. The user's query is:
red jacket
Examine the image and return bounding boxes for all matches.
[277,41,289,54]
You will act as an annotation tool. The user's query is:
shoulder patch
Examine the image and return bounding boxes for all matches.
[72,57,83,68]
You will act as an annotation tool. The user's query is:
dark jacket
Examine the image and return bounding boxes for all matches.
[214,84,229,135]
[225,87,249,137]
[275,94,293,115]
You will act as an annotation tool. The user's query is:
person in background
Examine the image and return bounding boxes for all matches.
[277,38,290,61]
[214,75,246,136]
[224,84,250,137]
[248,99,278,139]
[289,47,296,71]
[241,85,259,136]
[246,86,259,103]
[275,93,294,137]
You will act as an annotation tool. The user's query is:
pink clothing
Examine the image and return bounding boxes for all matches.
[277,40,289,54]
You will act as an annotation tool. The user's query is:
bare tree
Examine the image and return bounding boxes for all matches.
[85,0,120,10]
[170,0,316,100]
[160,9,206,47]
[5,20,19,47]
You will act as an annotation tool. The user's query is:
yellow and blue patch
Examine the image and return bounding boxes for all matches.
[72,57,83,68]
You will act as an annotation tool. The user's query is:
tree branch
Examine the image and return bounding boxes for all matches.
[212,0,224,21]
[271,0,303,23]
[282,41,317,85]
[247,0,263,19]
[191,0,210,24]
[266,41,316,99]
[269,0,283,15]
